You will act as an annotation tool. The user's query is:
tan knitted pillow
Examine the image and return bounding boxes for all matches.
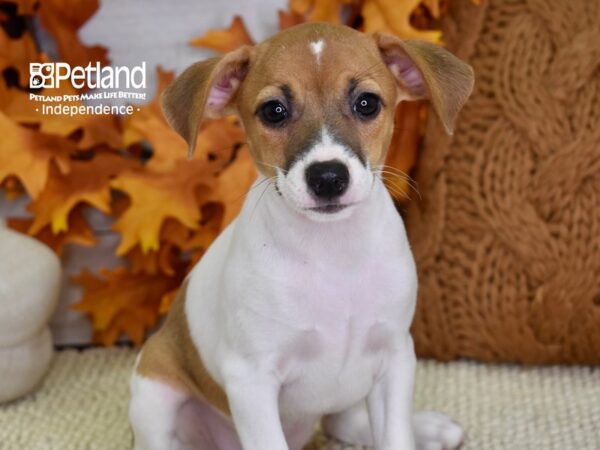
[407,0,600,364]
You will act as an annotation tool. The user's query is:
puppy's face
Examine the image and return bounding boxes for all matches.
[237,28,397,221]
[162,24,473,221]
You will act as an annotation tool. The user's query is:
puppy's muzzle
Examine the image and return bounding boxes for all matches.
[305,160,350,201]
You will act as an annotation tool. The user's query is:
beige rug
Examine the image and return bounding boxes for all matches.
[0,348,599,449]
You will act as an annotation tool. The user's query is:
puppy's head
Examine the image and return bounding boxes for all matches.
[163,23,473,221]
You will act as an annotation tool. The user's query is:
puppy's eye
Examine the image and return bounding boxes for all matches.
[258,101,289,126]
[353,93,381,119]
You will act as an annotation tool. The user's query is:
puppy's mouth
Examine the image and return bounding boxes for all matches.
[307,203,351,214]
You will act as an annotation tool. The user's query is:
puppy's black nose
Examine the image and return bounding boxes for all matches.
[305,161,350,199]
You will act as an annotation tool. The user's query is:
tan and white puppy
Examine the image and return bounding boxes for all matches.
[129,23,473,450]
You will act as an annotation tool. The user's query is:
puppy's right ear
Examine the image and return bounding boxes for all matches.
[372,33,474,135]
[161,46,252,157]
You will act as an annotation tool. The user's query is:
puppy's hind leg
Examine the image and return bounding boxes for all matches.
[129,373,242,450]
[129,373,188,450]
[175,397,242,450]
[323,402,465,450]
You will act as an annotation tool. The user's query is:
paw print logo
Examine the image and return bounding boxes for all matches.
[29,63,55,89]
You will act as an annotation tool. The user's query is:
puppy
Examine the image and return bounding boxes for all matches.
[129,22,473,450]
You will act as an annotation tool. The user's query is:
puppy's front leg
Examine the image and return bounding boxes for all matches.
[368,335,417,450]
[224,365,288,450]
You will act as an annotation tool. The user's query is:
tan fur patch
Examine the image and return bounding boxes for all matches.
[136,280,230,415]
[161,23,473,176]
[237,24,399,174]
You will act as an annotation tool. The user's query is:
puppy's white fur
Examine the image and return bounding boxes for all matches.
[277,128,372,222]
[130,147,464,449]
[130,22,474,450]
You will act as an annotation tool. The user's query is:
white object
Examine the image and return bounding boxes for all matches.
[0,221,61,402]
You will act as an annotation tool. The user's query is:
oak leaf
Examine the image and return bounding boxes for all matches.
[0,30,40,87]
[5,0,39,15]
[290,0,356,23]
[0,111,73,198]
[179,202,225,266]
[209,145,256,228]
[278,9,306,30]
[37,0,108,68]
[4,84,122,149]
[362,0,441,42]
[190,16,254,53]
[72,267,181,346]
[110,159,216,255]
[8,205,96,255]
[26,152,132,234]
[125,219,191,276]
[422,0,442,19]
[1,177,24,200]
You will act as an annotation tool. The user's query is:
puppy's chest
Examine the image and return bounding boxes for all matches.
[255,263,409,416]
[276,309,397,417]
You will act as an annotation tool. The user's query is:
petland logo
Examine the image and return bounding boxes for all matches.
[29,62,147,116]
[30,62,146,89]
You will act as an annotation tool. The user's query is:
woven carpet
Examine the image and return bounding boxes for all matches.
[0,348,599,450]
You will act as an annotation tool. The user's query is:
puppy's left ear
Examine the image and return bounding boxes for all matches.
[162,46,252,157]
[373,33,474,134]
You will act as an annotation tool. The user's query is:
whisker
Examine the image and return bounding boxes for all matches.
[377,170,418,191]
[232,176,276,203]
[249,179,275,222]
[372,165,421,200]
[377,175,411,201]
[256,160,287,174]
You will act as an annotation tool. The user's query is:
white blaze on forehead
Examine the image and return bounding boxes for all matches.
[309,39,325,64]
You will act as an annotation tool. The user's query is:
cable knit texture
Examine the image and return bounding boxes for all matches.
[407,0,600,363]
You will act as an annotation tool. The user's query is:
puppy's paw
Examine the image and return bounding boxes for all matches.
[413,411,465,450]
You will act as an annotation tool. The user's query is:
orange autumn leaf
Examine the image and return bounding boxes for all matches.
[122,68,183,168]
[209,145,257,228]
[0,111,74,198]
[194,117,247,169]
[291,0,357,23]
[278,9,306,30]
[72,267,180,346]
[3,85,122,150]
[124,219,195,276]
[1,176,24,200]
[8,206,96,255]
[0,31,41,87]
[110,159,216,255]
[422,0,442,19]
[94,305,157,346]
[5,0,38,15]
[289,0,312,15]
[190,16,254,53]
[159,288,179,315]
[126,244,179,276]
[37,0,108,69]
[362,0,441,42]
[179,202,225,266]
[27,153,132,234]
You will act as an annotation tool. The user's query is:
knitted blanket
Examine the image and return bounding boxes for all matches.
[408,0,600,363]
